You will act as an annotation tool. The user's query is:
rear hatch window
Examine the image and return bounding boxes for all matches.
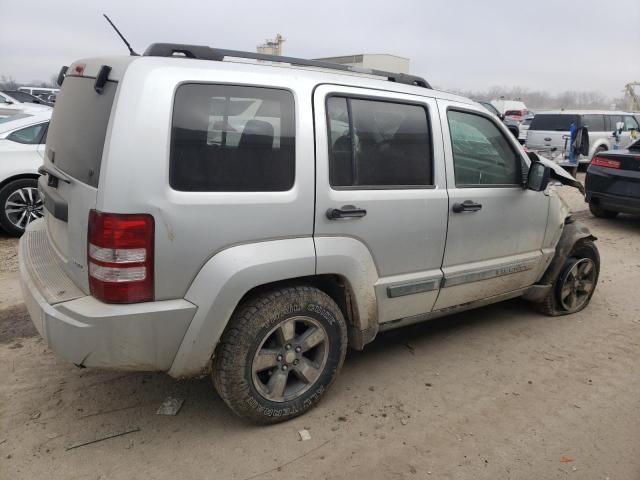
[529,114,579,131]
[46,76,117,187]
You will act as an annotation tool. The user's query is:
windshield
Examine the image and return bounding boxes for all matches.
[529,114,579,131]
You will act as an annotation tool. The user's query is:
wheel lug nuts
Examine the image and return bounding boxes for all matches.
[285,344,291,350]
[293,359,299,365]
[277,355,283,361]
[295,346,301,353]
[282,365,288,371]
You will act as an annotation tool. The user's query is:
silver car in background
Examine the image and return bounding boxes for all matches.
[526,110,640,166]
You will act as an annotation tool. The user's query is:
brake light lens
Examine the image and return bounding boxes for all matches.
[88,210,154,303]
[591,156,621,169]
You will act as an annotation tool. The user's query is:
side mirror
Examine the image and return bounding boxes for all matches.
[527,161,551,192]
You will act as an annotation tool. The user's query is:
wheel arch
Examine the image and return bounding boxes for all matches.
[524,219,597,302]
[167,237,379,379]
[0,173,40,191]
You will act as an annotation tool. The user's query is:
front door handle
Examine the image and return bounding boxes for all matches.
[326,205,367,220]
[452,200,482,213]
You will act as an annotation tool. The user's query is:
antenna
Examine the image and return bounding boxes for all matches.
[103,14,139,56]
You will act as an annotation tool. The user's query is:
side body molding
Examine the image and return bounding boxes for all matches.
[314,236,380,348]
[168,238,316,378]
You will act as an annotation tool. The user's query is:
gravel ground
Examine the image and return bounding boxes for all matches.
[1,179,639,480]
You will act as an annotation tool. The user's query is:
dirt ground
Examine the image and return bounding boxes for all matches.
[1,178,639,480]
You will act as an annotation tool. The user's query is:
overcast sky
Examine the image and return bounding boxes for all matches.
[2,0,639,97]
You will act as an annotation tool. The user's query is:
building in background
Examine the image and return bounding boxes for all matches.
[313,54,410,74]
[257,34,286,56]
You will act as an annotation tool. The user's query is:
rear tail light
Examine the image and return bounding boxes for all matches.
[88,210,154,303]
[591,156,621,169]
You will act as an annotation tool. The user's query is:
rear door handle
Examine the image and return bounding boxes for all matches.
[326,205,367,220]
[452,200,482,213]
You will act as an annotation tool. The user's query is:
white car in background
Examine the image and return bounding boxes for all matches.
[0,111,51,235]
[0,91,51,119]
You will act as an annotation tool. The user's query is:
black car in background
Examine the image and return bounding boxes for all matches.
[586,139,640,218]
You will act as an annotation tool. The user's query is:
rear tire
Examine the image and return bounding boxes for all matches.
[589,202,618,219]
[538,239,600,316]
[0,178,43,236]
[212,286,347,424]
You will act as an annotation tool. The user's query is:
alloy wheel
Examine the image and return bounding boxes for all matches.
[252,316,329,403]
[4,187,43,231]
[559,258,596,311]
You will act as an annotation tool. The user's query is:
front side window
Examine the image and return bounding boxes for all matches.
[7,122,48,144]
[624,115,639,131]
[327,96,433,187]
[170,84,295,192]
[448,110,521,187]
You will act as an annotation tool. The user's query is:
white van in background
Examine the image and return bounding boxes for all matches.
[491,99,528,115]
[526,111,640,166]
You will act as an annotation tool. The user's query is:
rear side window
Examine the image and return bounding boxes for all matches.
[605,115,623,131]
[581,114,605,132]
[7,122,48,144]
[327,96,433,188]
[529,114,579,131]
[47,76,117,187]
[170,84,295,192]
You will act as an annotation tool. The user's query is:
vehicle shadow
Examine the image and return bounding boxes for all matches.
[20,297,537,433]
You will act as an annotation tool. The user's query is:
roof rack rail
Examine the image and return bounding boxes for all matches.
[143,43,431,89]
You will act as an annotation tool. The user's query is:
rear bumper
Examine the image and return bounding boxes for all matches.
[587,191,640,214]
[586,167,640,214]
[19,221,197,371]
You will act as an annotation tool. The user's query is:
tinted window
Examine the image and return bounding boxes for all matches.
[606,115,623,131]
[581,114,605,132]
[170,84,295,192]
[47,76,117,187]
[529,114,579,131]
[448,110,521,186]
[7,122,48,144]
[327,96,432,187]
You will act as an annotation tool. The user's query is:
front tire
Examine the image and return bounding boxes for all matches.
[539,239,600,316]
[212,286,347,424]
[0,178,44,236]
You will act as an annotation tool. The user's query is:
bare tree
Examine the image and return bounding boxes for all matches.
[0,75,19,90]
